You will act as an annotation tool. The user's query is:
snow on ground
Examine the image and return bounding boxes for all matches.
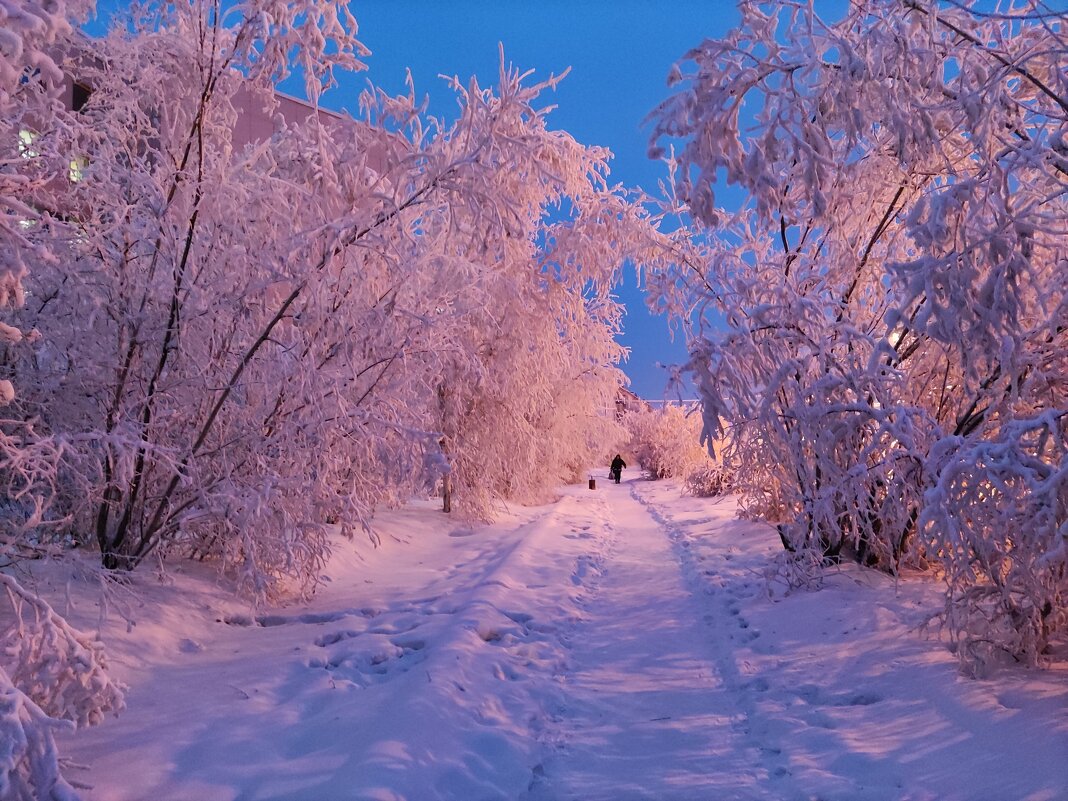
[24,476,1068,800]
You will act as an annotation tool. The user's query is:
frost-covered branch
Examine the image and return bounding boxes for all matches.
[647,0,1066,665]
[0,572,125,800]
[0,666,78,801]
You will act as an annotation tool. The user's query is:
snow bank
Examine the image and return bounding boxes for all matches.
[17,484,1064,800]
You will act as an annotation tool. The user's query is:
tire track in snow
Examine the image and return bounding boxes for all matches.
[522,491,621,790]
[525,479,776,800]
[156,499,624,800]
[629,484,797,791]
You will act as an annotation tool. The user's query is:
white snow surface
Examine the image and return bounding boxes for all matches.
[32,476,1068,800]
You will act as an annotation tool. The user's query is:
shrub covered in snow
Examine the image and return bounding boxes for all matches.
[647,0,1067,666]
[923,413,1068,670]
[0,667,79,801]
[1,574,124,727]
[0,573,124,799]
[683,460,734,498]
[625,405,711,481]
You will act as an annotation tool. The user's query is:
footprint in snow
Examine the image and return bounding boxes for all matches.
[314,630,361,647]
[493,661,522,682]
[795,684,883,707]
[571,554,600,585]
[368,617,423,635]
[315,637,428,687]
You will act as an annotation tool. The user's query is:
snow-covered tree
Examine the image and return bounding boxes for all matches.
[4,1,678,599]
[625,404,712,481]
[5,0,377,594]
[1,0,94,338]
[433,176,664,517]
[649,0,1066,663]
[0,3,129,797]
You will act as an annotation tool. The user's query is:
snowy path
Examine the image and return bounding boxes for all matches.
[53,477,1068,801]
[526,480,768,800]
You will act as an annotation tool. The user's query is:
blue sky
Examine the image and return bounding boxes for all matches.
[323,2,747,399]
[87,1,744,399]
[330,2,744,400]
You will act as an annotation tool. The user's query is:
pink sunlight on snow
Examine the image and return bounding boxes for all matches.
[3,2,1065,799]
[32,477,1064,801]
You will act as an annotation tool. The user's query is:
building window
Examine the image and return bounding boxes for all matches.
[72,82,92,113]
[18,129,38,158]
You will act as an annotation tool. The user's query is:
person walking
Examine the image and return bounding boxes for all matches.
[610,454,627,484]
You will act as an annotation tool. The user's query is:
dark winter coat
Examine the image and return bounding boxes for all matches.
[610,455,627,473]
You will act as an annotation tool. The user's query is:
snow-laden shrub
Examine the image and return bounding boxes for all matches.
[625,405,710,480]
[924,413,1067,671]
[0,573,124,799]
[0,668,79,801]
[7,0,675,591]
[762,548,827,595]
[646,0,1067,666]
[1,574,125,727]
[683,460,734,498]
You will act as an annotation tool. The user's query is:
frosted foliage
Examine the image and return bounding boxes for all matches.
[0,667,78,801]
[625,406,711,481]
[1,574,125,728]
[924,413,1067,669]
[1,0,93,369]
[0,0,91,94]
[1,3,106,786]
[2,1,676,600]
[434,184,658,516]
[648,0,1066,663]
[684,460,734,499]
[0,574,123,800]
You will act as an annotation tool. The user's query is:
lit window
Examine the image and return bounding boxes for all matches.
[69,156,85,182]
[18,129,38,158]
